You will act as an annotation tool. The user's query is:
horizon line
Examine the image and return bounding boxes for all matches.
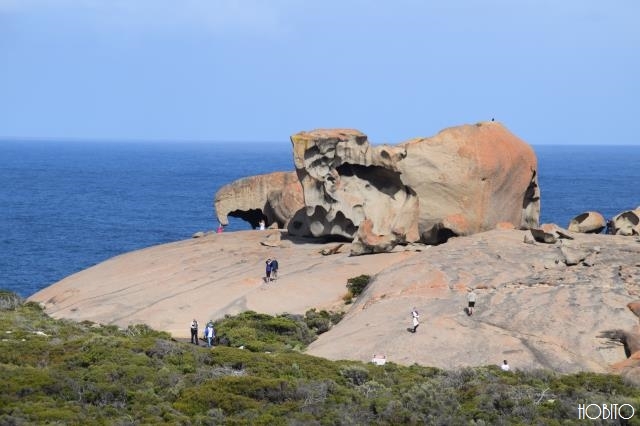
[0,136,639,147]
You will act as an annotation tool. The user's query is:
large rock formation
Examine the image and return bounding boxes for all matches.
[396,122,540,243]
[289,129,419,254]
[29,228,640,375]
[214,171,304,229]
[288,122,539,252]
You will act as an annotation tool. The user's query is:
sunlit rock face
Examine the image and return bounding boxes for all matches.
[396,122,540,244]
[289,122,540,253]
[214,171,303,229]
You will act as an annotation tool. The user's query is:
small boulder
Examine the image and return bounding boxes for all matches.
[610,210,640,236]
[530,228,556,244]
[260,232,282,247]
[523,232,536,244]
[568,211,606,234]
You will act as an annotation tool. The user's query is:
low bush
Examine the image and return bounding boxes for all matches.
[346,274,371,297]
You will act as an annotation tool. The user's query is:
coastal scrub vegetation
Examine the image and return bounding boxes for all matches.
[211,309,344,352]
[343,274,371,303]
[2,290,640,424]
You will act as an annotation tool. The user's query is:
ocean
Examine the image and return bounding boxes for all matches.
[1,141,638,298]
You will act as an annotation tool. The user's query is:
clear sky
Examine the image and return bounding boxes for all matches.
[1,0,638,145]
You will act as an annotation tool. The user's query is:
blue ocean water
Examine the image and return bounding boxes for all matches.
[0,141,638,297]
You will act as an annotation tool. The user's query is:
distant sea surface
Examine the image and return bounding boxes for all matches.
[1,141,638,297]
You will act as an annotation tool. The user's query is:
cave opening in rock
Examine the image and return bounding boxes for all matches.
[228,209,267,229]
[335,163,406,198]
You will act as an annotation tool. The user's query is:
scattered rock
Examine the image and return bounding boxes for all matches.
[568,211,606,234]
[523,232,536,244]
[320,244,344,256]
[260,232,282,247]
[531,228,557,244]
[610,209,640,236]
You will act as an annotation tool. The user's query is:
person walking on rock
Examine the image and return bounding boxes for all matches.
[190,319,199,345]
[205,323,215,347]
[270,258,279,281]
[410,307,420,333]
[467,290,477,316]
[265,259,272,283]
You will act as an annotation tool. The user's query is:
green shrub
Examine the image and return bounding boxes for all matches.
[304,309,344,334]
[346,275,371,297]
[213,311,316,352]
[339,365,369,386]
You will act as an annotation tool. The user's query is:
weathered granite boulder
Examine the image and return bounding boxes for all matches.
[568,211,606,234]
[289,129,419,254]
[214,171,304,229]
[396,122,539,243]
[289,123,539,252]
[610,209,640,236]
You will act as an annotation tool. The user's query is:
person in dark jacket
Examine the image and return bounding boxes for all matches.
[270,258,279,281]
[190,319,199,345]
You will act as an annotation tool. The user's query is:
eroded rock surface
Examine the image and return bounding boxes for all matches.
[214,171,303,229]
[289,129,419,254]
[214,123,539,253]
[287,122,540,253]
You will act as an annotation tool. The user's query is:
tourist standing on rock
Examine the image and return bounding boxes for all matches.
[265,258,272,283]
[190,319,199,345]
[410,307,419,333]
[467,290,477,316]
[259,219,266,230]
[270,258,279,281]
[205,323,215,347]
[501,360,510,371]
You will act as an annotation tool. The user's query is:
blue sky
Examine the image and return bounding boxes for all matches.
[1,0,638,145]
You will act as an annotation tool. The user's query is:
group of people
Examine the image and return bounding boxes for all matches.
[190,319,216,347]
[264,258,279,282]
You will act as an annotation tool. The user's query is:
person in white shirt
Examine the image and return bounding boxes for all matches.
[467,290,477,316]
[205,324,215,347]
[410,308,420,333]
[501,360,510,371]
